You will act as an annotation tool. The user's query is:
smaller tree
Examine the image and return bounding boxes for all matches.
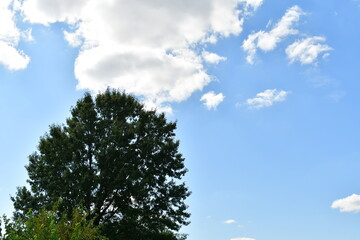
[0,207,107,240]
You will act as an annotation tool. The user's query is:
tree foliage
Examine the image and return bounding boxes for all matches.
[0,207,107,240]
[12,89,190,239]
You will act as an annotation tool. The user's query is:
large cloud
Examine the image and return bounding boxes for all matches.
[20,0,263,112]
[0,0,30,70]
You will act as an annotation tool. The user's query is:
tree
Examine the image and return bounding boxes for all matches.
[0,207,107,240]
[12,89,190,239]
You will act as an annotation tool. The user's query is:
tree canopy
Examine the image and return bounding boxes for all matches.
[12,89,190,239]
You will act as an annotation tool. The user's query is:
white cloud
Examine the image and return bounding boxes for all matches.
[20,0,263,112]
[286,36,332,65]
[202,50,227,64]
[0,42,30,70]
[246,89,289,109]
[0,0,20,43]
[200,91,225,110]
[0,0,30,70]
[21,0,87,25]
[243,0,263,10]
[331,194,360,213]
[223,219,236,224]
[242,5,304,64]
[64,29,82,47]
[239,0,263,15]
[230,238,256,240]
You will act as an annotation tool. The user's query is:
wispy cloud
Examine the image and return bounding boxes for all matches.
[242,5,304,64]
[201,91,225,110]
[246,89,289,109]
[223,219,236,224]
[331,194,360,213]
[328,90,346,102]
[286,36,332,65]
[352,0,360,7]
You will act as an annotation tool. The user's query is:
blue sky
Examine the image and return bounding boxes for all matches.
[1,0,360,239]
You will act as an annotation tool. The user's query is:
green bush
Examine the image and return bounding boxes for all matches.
[0,208,107,240]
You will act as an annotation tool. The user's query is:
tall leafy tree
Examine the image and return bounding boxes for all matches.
[12,89,190,239]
